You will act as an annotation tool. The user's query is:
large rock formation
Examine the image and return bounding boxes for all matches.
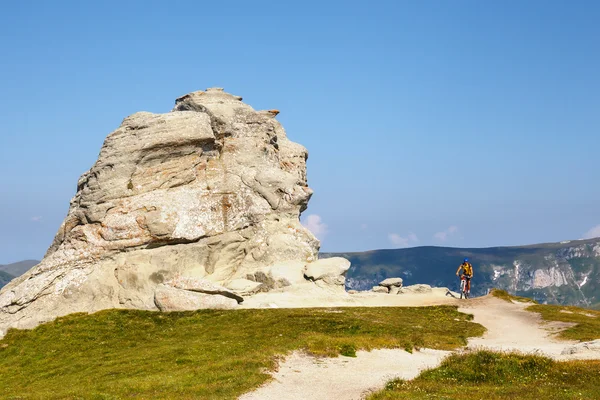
[0,88,347,337]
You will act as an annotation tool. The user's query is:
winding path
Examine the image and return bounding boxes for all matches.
[239,294,600,400]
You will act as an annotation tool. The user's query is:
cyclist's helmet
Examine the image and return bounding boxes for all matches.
[464,258,469,263]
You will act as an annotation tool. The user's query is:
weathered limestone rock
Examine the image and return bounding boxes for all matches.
[379,278,403,288]
[165,276,243,303]
[154,285,238,311]
[0,88,345,337]
[303,258,350,286]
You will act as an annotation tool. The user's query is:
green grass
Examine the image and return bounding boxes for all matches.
[368,351,600,400]
[491,288,538,304]
[0,306,484,399]
[527,304,600,342]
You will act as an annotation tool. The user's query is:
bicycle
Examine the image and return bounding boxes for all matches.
[459,274,472,299]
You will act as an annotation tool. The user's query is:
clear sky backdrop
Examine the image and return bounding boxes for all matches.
[1,0,599,263]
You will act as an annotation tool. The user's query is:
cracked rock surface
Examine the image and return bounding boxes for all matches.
[0,88,344,337]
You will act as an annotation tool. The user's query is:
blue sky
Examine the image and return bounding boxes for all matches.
[1,1,599,263]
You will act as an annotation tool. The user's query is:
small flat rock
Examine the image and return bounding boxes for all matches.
[165,276,243,303]
[379,278,403,288]
[154,285,238,311]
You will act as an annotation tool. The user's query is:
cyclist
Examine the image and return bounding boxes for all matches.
[456,258,474,298]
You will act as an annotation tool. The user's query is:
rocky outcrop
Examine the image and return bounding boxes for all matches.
[371,278,403,294]
[0,88,348,337]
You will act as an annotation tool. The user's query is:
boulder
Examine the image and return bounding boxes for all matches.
[0,88,348,337]
[303,258,351,286]
[154,285,238,311]
[165,276,243,303]
[379,278,403,288]
[372,286,389,294]
[389,287,401,295]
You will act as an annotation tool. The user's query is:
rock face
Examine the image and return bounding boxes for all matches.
[0,88,346,337]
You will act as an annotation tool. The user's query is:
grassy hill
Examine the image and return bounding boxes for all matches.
[324,238,600,307]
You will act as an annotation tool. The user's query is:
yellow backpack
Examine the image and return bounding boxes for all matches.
[463,262,473,275]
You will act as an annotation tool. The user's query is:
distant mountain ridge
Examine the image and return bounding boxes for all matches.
[323,238,600,307]
[0,260,39,277]
[0,271,14,288]
[0,260,39,288]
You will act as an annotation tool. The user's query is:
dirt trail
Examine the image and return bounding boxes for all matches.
[239,294,600,400]
[458,296,580,359]
[239,348,447,400]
